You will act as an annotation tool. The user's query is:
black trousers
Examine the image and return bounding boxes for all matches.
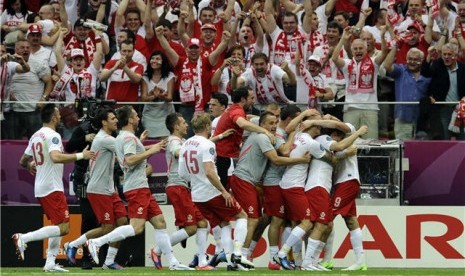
[216,156,232,190]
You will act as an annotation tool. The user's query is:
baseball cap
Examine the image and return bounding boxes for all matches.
[71,48,85,58]
[307,55,321,65]
[407,21,424,33]
[201,23,217,32]
[186,38,201,48]
[26,24,41,36]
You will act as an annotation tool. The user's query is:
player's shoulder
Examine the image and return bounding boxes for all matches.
[316,134,332,142]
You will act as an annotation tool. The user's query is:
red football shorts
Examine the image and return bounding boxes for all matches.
[281,187,311,222]
[195,194,243,225]
[166,185,204,227]
[332,179,360,218]
[38,191,70,225]
[305,186,333,224]
[124,188,162,219]
[263,185,285,218]
[87,192,127,224]
[229,175,261,219]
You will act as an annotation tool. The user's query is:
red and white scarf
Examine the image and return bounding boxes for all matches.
[64,34,97,67]
[272,30,306,65]
[50,66,93,100]
[253,64,289,104]
[320,45,345,81]
[425,0,440,16]
[298,64,318,109]
[347,55,375,94]
[455,22,465,38]
[179,58,203,111]
[306,31,326,56]
[387,0,404,26]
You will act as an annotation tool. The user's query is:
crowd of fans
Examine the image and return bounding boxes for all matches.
[1,0,465,141]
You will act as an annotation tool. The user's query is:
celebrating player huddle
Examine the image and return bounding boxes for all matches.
[13,92,368,271]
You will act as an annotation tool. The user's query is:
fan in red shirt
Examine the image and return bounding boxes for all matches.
[155,25,230,120]
[101,40,143,103]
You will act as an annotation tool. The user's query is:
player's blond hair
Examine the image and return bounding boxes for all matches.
[191,113,211,133]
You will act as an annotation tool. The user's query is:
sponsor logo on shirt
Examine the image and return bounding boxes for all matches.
[248,206,254,214]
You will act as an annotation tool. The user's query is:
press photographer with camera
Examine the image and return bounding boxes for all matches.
[64,102,99,269]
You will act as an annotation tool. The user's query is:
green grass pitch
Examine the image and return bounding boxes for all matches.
[1,267,465,275]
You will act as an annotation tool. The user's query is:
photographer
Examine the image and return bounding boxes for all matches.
[65,111,99,269]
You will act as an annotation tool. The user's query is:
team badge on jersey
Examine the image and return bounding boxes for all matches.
[52,137,59,144]
[209,147,215,155]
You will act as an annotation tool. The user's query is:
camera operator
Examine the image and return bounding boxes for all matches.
[65,111,99,269]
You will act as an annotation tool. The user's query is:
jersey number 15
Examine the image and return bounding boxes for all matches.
[183,150,199,174]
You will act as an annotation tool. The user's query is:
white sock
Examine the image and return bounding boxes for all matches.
[322,230,335,262]
[104,246,118,266]
[22,226,60,243]
[154,228,190,255]
[212,225,222,254]
[279,226,305,257]
[292,239,302,257]
[303,237,320,266]
[69,234,87,248]
[220,225,233,257]
[311,241,325,265]
[350,228,364,264]
[93,225,135,247]
[171,228,190,248]
[155,229,178,266]
[269,245,279,262]
[249,240,258,258]
[241,247,249,257]
[45,237,61,266]
[196,228,208,266]
[281,227,292,247]
[233,218,247,255]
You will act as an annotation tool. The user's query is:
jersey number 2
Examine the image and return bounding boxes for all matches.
[183,150,199,174]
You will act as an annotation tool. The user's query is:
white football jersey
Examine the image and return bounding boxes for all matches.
[179,135,221,202]
[305,135,335,192]
[24,127,64,197]
[279,132,326,189]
